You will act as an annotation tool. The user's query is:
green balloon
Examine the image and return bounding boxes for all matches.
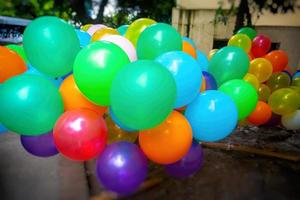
[137,23,182,60]
[237,27,257,40]
[23,16,80,77]
[73,41,130,106]
[6,44,28,63]
[0,74,64,135]
[219,79,258,120]
[110,60,176,130]
[208,46,250,86]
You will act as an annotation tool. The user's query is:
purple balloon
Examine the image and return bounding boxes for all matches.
[96,142,148,195]
[165,141,204,178]
[263,113,282,127]
[20,132,59,157]
[203,71,217,90]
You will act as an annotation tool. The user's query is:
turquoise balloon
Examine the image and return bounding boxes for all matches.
[185,90,238,142]
[117,25,129,35]
[0,74,64,135]
[208,46,250,86]
[23,16,80,77]
[137,23,182,60]
[196,50,209,71]
[110,60,176,130]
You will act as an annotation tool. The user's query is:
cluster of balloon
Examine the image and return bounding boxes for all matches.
[1,15,299,196]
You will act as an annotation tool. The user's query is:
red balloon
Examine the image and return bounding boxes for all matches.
[251,35,271,58]
[265,50,288,73]
[53,109,107,161]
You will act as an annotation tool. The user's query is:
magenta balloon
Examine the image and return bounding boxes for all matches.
[251,35,271,57]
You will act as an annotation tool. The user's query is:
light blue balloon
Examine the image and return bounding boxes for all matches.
[117,25,129,36]
[156,51,202,108]
[293,70,300,79]
[185,90,238,142]
[182,36,196,49]
[75,29,91,47]
[25,64,63,88]
[109,107,136,132]
[0,123,7,134]
[196,50,209,71]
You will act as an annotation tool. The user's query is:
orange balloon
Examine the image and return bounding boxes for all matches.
[182,41,197,59]
[59,75,106,115]
[248,52,254,61]
[0,46,27,83]
[139,111,193,164]
[247,101,272,126]
[200,76,206,92]
[265,50,288,73]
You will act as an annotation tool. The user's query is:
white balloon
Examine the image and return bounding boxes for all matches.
[101,35,137,62]
[87,24,107,36]
[281,110,300,130]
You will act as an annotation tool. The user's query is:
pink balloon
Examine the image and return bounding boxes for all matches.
[87,24,107,36]
[101,35,137,62]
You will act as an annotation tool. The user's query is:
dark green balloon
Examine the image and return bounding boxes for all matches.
[237,27,257,40]
[110,60,176,130]
[23,16,80,77]
[6,45,28,63]
[137,23,182,60]
[0,74,64,135]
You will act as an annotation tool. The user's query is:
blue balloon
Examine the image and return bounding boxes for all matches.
[25,64,63,87]
[75,29,91,48]
[196,50,209,71]
[0,123,7,134]
[202,71,217,90]
[156,51,202,108]
[293,70,300,79]
[117,25,129,35]
[185,90,238,142]
[109,107,136,132]
[182,36,196,49]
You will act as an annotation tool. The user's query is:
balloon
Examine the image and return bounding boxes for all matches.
[125,18,156,46]
[87,24,107,36]
[139,111,192,164]
[283,66,293,76]
[0,74,64,135]
[264,113,282,127]
[182,36,197,48]
[59,75,106,115]
[23,16,80,77]
[219,79,258,120]
[137,23,182,60]
[290,86,300,96]
[105,115,138,144]
[248,51,255,61]
[110,60,176,130]
[73,41,130,106]
[109,108,136,132]
[53,109,107,161]
[208,46,250,86]
[265,50,288,73]
[75,29,91,47]
[185,90,238,141]
[247,101,272,126]
[228,33,252,52]
[293,71,300,79]
[20,132,59,157]
[268,88,300,115]
[117,24,129,35]
[202,71,217,90]
[251,34,271,57]
[196,50,209,71]
[208,49,218,60]
[182,41,197,58]
[200,77,206,92]
[249,58,273,82]
[101,35,137,62]
[165,141,204,178]
[258,84,271,102]
[0,123,7,134]
[96,142,147,195]
[266,72,291,92]
[292,77,300,87]
[237,27,257,40]
[91,27,120,42]
[81,24,92,31]
[0,46,27,83]
[156,51,202,108]
[243,73,260,90]
[6,44,28,63]
[281,110,300,130]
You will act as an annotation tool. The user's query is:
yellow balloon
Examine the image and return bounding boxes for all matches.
[258,84,271,102]
[268,88,300,115]
[81,24,93,31]
[228,34,252,52]
[125,18,156,46]
[208,49,218,60]
[105,115,138,144]
[243,73,260,90]
[91,27,120,42]
[290,86,300,95]
[292,77,300,87]
[266,72,291,92]
[249,58,273,82]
